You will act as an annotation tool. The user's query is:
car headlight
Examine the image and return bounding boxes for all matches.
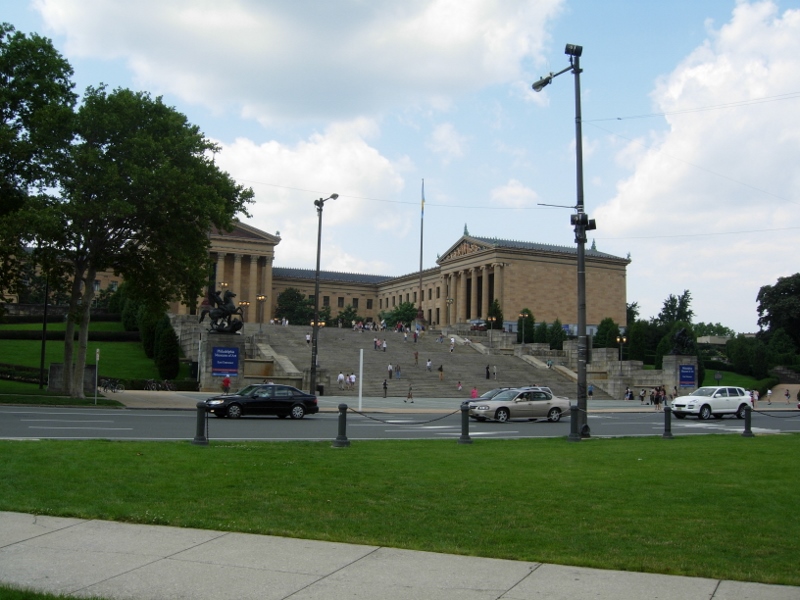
[206,400,224,405]
[476,405,490,411]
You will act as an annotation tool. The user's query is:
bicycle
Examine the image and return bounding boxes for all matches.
[100,378,125,393]
[144,379,158,391]
[161,379,175,391]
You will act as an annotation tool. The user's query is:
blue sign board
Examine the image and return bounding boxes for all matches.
[679,365,696,388]
[212,347,239,377]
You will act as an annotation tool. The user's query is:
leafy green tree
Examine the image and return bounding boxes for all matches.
[275,287,313,325]
[548,318,566,350]
[693,322,736,337]
[137,305,164,359]
[381,301,418,327]
[654,322,705,386]
[153,315,180,380]
[757,274,800,348]
[120,297,140,332]
[534,321,549,344]
[517,309,534,344]
[656,290,694,329]
[767,328,795,367]
[337,304,362,326]
[593,317,621,349]
[51,86,252,396]
[626,302,640,327]
[487,299,503,329]
[0,23,76,302]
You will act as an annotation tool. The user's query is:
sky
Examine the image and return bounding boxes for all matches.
[5,0,800,334]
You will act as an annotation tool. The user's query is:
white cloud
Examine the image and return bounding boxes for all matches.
[35,0,563,123]
[490,179,538,208]
[426,122,468,162]
[596,1,800,332]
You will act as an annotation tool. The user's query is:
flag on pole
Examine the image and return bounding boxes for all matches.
[421,179,425,218]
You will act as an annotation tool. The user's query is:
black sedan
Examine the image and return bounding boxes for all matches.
[204,384,319,419]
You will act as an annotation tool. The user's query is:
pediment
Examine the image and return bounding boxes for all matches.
[438,237,492,263]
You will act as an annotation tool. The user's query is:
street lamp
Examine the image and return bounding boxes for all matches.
[238,300,250,323]
[532,43,595,440]
[518,311,528,349]
[486,316,496,348]
[616,335,627,362]
[446,297,454,326]
[219,281,228,291]
[310,193,339,395]
[256,294,266,332]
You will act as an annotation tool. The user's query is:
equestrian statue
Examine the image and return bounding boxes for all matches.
[198,289,244,334]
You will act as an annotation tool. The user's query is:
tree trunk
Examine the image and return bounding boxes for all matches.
[62,273,83,395]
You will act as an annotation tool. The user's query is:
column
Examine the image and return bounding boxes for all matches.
[263,256,273,324]
[494,263,504,315]
[481,265,489,317]
[457,270,467,323]
[215,252,226,286]
[470,267,478,320]
[233,254,243,301]
[246,255,258,323]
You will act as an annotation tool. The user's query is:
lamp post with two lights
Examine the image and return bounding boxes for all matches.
[310,193,339,395]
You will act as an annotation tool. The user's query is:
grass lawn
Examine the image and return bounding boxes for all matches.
[1,435,798,586]
[0,322,125,332]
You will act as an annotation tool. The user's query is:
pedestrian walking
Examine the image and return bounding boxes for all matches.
[438,364,444,381]
[382,339,387,352]
[588,384,594,399]
[388,363,393,379]
[426,359,432,372]
[457,381,462,391]
[785,388,791,404]
[306,333,311,345]
[654,389,662,411]
[639,388,646,404]
[337,371,345,390]
[222,376,231,394]
[382,379,388,398]
[405,385,414,403]
[493,365,497,380]
[413,350,419,366]
[485,364,490,380]
[350,373,357,390]
[396,364,402,379]
[471,386,478,399]
[767,389,772,404]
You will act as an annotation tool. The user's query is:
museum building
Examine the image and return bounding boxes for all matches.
[171,220,630,332]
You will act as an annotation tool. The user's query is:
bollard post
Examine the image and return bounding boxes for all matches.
[662,406,674,439]
[458,405,473,444]
[568,405,581,442]
[192,401,209,446]
[332,403,351,448]
[742,405,755,438]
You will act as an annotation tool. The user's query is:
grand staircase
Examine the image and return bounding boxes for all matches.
[244,323,605,400]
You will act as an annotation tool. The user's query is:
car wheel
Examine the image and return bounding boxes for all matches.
[547,407,562,422]
[674,413,686,419]
[699,405,712,420]
[290,404,306,419]
[735,404,748,419]
[227,404,243,419]
[495,407,510,422]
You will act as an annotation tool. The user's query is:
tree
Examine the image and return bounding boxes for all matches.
[153,315,180,380]
[766,328,795,367]
[517,309,534,344]
[548,318,566,350]
[487,299,503,329]
[757,274,800,348]
[0,23,76,301]
[656,290,693,329]
[693,322,736,337]
[275,288,313,325]
[381,301,418,328]
[337,304,362,327]
[626,302,640,327]
[534,321,549,344]
[593,317,621,349]
[52,86,252,397]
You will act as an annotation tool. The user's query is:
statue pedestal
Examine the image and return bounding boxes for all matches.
[662,354,698,394]
[199,332,246,393]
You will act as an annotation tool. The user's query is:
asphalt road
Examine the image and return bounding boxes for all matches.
[1,405,799,441]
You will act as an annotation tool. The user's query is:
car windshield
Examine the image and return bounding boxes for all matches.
[691,387,717,397]
[480,388,504,399]
[492,390,518,401]
[237,385,263,396]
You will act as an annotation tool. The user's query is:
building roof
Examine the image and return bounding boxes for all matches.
[272,267,391,285]
[470,236,627,262]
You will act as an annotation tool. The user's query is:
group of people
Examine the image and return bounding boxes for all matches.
[632,386,675,410]
[336,371,358,390]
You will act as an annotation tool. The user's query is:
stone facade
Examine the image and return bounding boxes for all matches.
[167,222,630,331]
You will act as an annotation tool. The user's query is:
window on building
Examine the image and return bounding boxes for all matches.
[405,293,409,303]
[428,288,432,300]
[392,296,396,307]
[413,292,417,302]
[436,286,440,299]
[353,298,359,309]
[93,280,100,292]
[308,295,314,302]
[323,296,330,307]
[338,297,344,308]
[367,299,373,310]
[109,281,118,291]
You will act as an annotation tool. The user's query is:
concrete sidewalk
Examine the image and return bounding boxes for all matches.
[1,511,797,600]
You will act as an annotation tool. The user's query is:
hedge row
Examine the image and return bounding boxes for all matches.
[0,363,42,384]
[1,313,122,325]
[0,330,140,342]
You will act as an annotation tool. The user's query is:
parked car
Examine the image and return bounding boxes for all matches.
[460,387,512,409]
[468,387,570,422]
[670,386,750,420]
[204,384,319,419]
[469,319,487,331]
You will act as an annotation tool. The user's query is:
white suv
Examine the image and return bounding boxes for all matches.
[670,386,751,420]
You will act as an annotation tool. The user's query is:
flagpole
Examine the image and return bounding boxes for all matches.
[417,179,425,324]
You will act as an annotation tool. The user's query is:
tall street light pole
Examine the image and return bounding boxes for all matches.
[310,193,338,395]
[533,43,596,440]
[257,294,266,333]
